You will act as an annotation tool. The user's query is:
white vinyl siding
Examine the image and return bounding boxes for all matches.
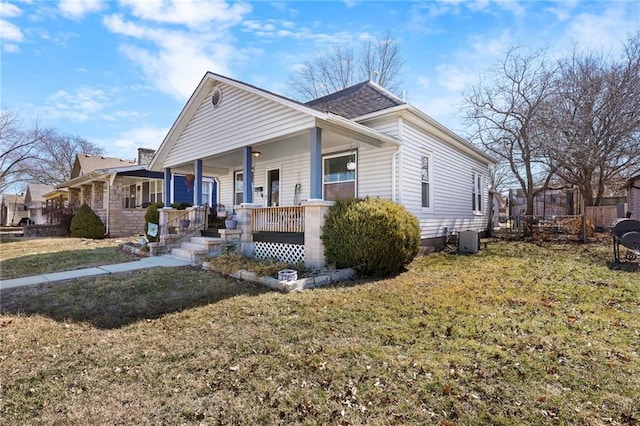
[421,154,431,210]
[165,83,315,167]
[399,121,490,239]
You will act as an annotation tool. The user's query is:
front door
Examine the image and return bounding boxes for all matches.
[267,169,280,207]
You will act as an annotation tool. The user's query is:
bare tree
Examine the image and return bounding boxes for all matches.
[289,31,403,100]
[0,110,42,193]
[359,30,403,93]
[464,48,557,222]
[25,129,104,186]
[546,33,640,206]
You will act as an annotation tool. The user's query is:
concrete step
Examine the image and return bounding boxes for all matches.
[181,242,211,253]
[190,236,224,246]
[171,247,207,265]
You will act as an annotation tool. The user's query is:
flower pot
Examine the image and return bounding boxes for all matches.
[225,219,237,229]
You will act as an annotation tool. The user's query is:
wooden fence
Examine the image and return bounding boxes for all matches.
[585,206,619,228]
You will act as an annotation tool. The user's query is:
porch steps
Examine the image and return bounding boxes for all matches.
[170,236,225,265]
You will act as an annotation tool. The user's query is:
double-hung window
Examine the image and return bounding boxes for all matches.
[149,180,163,204]
[472,172,483,213]
[421,154,431,209]
[323,152,356,201]
[234,171,243,205]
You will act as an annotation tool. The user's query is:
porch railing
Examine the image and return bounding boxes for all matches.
[153,205,208,251]
[251,206,305,233]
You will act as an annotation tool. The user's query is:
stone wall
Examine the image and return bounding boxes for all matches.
[108,208,147,237]
[23,223,70,237]
[107,178,146,237]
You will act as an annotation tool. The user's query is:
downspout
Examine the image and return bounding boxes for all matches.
[103,174,116,237]
[396,116,404,204]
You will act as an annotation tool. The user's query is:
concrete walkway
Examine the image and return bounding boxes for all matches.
[0,255,192,291]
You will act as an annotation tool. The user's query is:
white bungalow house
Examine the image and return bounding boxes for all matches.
[149,73,494,267]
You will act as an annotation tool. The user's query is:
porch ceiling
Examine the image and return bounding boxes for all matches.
[170,127,372,176]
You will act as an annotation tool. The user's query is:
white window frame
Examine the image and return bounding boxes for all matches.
[421,153,432,212]
[234,170,244,206]
[148,180,163,204]
[322,151,357,201]
[472,171,483,214]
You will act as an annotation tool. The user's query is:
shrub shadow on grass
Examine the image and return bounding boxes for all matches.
[0,248,134,280]
[0,267,270,329]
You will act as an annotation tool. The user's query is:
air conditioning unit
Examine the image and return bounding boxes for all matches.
[458,230,480,253]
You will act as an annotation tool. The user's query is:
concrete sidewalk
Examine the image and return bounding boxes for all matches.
[0,255,192,291]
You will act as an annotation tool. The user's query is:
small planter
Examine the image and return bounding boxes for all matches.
[278,269,298,282]
[225,219,237,229]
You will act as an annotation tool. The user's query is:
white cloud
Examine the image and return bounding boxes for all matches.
[565,4,638,52]
[3,42,19,52]
[58,0,104,19]
[1,2,23,18]
[106,126,169,157]
[545,0,579,22]
[0,18,23,42]
[435,64,475,92]
[416,75,430,89]
[118,0,251,30]
[103,2,253,100]
[468,30,512,58]
[39,86,137,122]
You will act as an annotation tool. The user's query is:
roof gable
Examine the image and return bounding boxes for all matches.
[305,81,405,119]
[25,184,55,203]
[2,194,25,206]
[71,154,136,178]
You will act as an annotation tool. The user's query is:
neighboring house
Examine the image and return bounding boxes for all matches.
[149,72,494,262]
[0,193,28,226]
[24,184,55,225]
[625,175,640,221]
[54,148,217,238]
[508,188,578,218]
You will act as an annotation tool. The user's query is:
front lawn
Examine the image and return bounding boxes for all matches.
[0,241,638,424]
[0,237,136,279]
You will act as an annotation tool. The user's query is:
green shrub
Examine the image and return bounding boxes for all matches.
[321,197,421,276]
[171,202,192,210]
[144,202,165,242]
[70,203,106,239]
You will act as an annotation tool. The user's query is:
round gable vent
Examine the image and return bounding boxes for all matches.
[211,87,223,108]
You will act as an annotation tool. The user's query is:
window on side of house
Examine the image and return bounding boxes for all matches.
[421,154,431,209]
[234,171,243,206]
[323,152,356,201]
[472,171,483,213]
[149,180,163,204]
[122,184,136,208]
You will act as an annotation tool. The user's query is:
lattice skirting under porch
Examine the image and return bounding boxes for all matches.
[255,241,305,264]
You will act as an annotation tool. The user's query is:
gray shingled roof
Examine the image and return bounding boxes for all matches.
[305,81,405,119]
[71,154,137,179]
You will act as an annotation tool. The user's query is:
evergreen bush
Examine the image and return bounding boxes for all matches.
[321,197,421,276]
[144,202,165,242]
[70,203,106,239]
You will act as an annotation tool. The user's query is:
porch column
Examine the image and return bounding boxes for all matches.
[310,127,322,199]
[242,146,253,204]
[194,159,203,206]
[163,168,172,208]
[302,199,334,269]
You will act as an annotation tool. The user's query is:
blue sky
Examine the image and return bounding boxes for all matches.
[2,0,639,161]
